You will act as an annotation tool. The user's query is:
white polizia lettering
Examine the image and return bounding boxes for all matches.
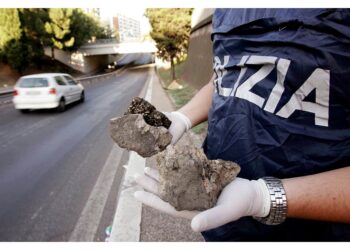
[264,58,291,113]
[276,68,330,127]
[235,56,277,108]
[214,55,330,127]
[213,55,230,96]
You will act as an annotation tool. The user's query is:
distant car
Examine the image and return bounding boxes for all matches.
[12,73,85,113]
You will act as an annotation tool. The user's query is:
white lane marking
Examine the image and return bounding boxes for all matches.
[69,145,124,242]
[144,69,153,102]
[31,206,43,220]
[108,152,145,242]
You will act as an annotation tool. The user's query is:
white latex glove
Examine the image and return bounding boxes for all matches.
[163,111,192,144]
[134,167,271,232]
[191,177,271,232]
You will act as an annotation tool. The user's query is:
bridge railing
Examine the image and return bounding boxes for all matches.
[86,38,119,45]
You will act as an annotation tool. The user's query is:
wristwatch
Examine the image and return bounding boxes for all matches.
[253,177,288,225]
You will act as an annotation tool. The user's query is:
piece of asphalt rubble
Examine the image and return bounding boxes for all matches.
[109,97,240,211]
[156,144,240,211]
[110,97,172,158]
[110,114,172,158]
[125,96,172,129]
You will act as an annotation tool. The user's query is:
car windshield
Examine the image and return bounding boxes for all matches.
[18,78,49,88]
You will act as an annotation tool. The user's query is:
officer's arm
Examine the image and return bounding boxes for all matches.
[282,166,350,223]
[178,74,215,127]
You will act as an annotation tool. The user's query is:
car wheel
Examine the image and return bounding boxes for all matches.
[57,99,66,112]
[19,109,30,114]
[79,91,85,103]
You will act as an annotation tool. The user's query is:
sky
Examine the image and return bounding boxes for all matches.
[99,7,151,35]
[1,0,349,37]
[2,0,349,8]
[100,7,145,20]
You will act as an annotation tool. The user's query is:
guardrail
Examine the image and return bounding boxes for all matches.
[0,89,13,97]
[75,68,123,84]
[87,38,119,45]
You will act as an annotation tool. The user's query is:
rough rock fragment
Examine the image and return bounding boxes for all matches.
[156,144,240,211]
[125,97,172,129]
[110,114,172,158]
[109,96,239,211]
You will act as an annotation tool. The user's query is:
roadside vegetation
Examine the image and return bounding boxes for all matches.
[145,9,192,82]
[146,8,207,136]
[0,8,111,75]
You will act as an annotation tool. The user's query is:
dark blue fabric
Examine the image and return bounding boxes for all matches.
[202,8,350,241]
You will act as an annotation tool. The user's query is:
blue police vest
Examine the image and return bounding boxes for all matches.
[202,8,350,241]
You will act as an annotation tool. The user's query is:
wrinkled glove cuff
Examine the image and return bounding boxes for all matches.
[172,111,192,131]
[256,178,271,218]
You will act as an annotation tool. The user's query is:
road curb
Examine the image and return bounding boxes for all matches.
[108,67,154,242]
[0,90,13,97]
[108,153,145,241]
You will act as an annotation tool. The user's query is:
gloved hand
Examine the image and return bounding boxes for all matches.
[163,111,192,144]
[134,167,271,232]
[134,167,199,220]
[190,177,271,232]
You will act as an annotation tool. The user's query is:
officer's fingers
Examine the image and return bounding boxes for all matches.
[134,173,159,195]
[144,167,160,182]
[191,205,232,232]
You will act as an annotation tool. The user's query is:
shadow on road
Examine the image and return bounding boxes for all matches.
[18,100,86,116]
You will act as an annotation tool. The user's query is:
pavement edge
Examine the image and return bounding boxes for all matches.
[108,66,154,242]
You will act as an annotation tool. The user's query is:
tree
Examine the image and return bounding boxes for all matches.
[45,8,75,58]
[0,9,52,72]
[99,25,115,39]
[145,8,192,81]
[18,8,50,64]
[0,9,29,73]
[45,8,106,58]
[0,8,107,72]
[0,9,22,49]
[3,39,30,73]
[69,9,106,48]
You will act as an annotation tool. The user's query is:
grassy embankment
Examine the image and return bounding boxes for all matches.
[157,62,208,135]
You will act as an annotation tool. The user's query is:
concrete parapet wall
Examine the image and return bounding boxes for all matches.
[183,9,214,91]
[183,21,213,90]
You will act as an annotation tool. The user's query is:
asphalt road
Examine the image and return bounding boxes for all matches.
[0,66,149,241]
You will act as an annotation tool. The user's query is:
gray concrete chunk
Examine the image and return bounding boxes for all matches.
[109,97,240,211]
[156,145,240,211]
[110,114,172,158]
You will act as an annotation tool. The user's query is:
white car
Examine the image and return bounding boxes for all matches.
[12,73,85,113]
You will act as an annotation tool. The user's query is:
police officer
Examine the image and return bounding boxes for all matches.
[134,8,350,241]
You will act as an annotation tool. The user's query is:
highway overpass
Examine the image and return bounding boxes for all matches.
[44,40,157,74]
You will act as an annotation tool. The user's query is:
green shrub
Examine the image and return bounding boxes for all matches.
[3,39,30,73]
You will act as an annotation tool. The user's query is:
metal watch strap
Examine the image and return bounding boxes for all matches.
[253,177,288,225]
